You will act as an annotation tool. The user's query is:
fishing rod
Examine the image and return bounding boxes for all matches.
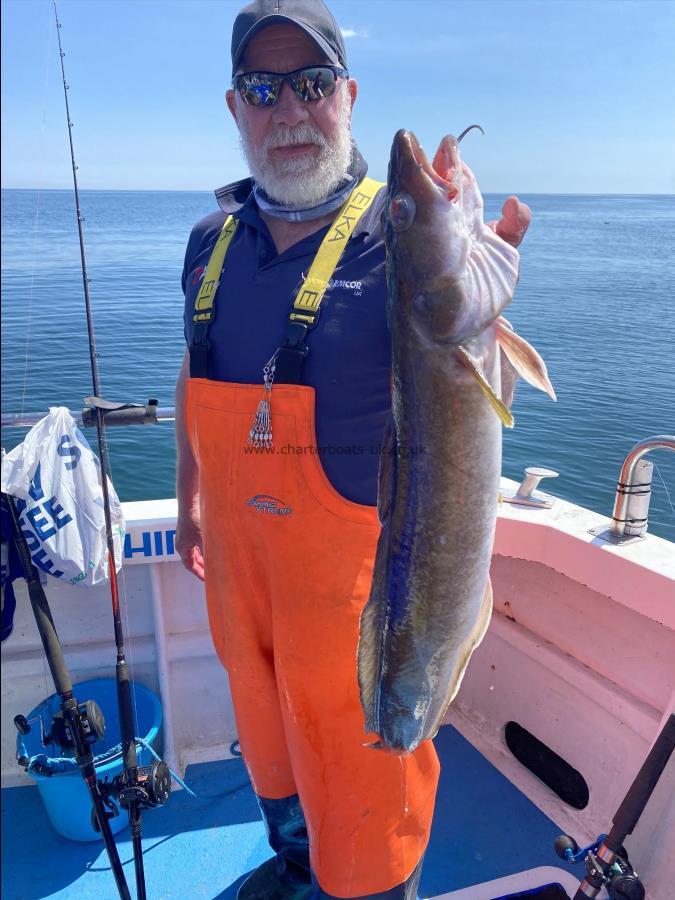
[4,491,133,900]
[49,2,169,896]
[555,713,675,899]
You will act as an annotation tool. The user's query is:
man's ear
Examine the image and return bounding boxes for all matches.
[226,89,238,123]
[347,78,358,108]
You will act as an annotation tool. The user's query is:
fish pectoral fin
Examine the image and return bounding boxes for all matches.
[457,345,515,428]
[495,316,557,401]
[377,416,396,525]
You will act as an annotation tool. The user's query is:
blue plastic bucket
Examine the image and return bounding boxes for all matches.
[17,678,163,842]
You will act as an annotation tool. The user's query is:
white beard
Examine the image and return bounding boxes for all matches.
[238,84,353,209]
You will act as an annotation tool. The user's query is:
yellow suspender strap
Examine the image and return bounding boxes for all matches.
[289,176,384,326]
[192,215,237,323]
[192,176,384,327]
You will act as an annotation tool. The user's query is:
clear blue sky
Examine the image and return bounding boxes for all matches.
[2,0,674,193]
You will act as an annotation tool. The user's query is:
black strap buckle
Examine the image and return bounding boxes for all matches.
[284,320,309,350]
[273,319,310,384]
[189,325,211,379]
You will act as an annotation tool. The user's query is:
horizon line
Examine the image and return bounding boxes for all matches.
[2,187,674,198]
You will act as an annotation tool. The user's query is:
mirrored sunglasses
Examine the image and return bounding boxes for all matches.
[233,65,349,107]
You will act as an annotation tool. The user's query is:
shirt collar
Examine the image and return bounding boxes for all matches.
[213,173,384,240]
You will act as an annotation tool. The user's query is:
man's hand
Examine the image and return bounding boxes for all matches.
[487,195,531,248]
[176,507,205,582]
[175,350,205,582]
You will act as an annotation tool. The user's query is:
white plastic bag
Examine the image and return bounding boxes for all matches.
[1,407,124,586]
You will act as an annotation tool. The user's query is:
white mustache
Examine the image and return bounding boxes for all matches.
[264,125,327,152]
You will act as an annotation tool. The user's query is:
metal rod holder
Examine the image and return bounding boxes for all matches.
[589,435,675,545]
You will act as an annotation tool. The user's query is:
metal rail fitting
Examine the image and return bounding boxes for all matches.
[1,407,176,428]
[590,435,675,545]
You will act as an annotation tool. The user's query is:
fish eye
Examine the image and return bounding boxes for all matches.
[389,193,416,231]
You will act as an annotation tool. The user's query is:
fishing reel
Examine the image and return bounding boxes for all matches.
[555,833,645,900]
[48,700,106,749]
[116,760,172,810]
[92,759,171,833]
[14,699,106,753]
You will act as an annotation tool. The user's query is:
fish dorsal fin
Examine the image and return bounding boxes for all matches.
[495,317,556,400]
[358,509,394,737]
[359,417,398,736]
[457,345,515,428]
[357,580,386,737]
[377,416,396,525]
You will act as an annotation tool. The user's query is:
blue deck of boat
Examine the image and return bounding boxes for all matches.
[2,724,584,899]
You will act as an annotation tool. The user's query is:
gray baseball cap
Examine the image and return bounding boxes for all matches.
[231,0,347,74]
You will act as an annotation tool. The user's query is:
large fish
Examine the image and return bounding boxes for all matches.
[357,130,555,754]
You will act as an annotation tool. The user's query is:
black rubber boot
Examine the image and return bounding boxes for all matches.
[237,794,313,900]
[310,857,423,900]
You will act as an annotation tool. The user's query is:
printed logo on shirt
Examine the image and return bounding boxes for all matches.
[191,265,206,285]
[301,272,363,296]
[246,494,293,516]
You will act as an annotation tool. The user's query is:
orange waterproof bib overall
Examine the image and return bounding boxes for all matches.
[184,378,440,896]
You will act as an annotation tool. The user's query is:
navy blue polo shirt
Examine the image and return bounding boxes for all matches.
[182,179,390,506]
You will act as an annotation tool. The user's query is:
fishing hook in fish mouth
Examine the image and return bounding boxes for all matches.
[457,124,485,143]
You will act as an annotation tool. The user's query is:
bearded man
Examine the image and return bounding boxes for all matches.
[175,2,529,898]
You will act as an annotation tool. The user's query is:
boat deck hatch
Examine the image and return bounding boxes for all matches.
[505,722,589,810]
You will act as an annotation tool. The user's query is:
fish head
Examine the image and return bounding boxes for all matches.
[384,130,519,346]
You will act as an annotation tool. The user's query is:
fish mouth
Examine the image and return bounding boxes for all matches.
[391,130,459,202]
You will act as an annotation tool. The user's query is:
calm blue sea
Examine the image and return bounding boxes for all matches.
[2,189,674,541]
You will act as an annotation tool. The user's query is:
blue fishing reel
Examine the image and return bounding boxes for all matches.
[554,833,607,866]
[554,833,645,900]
